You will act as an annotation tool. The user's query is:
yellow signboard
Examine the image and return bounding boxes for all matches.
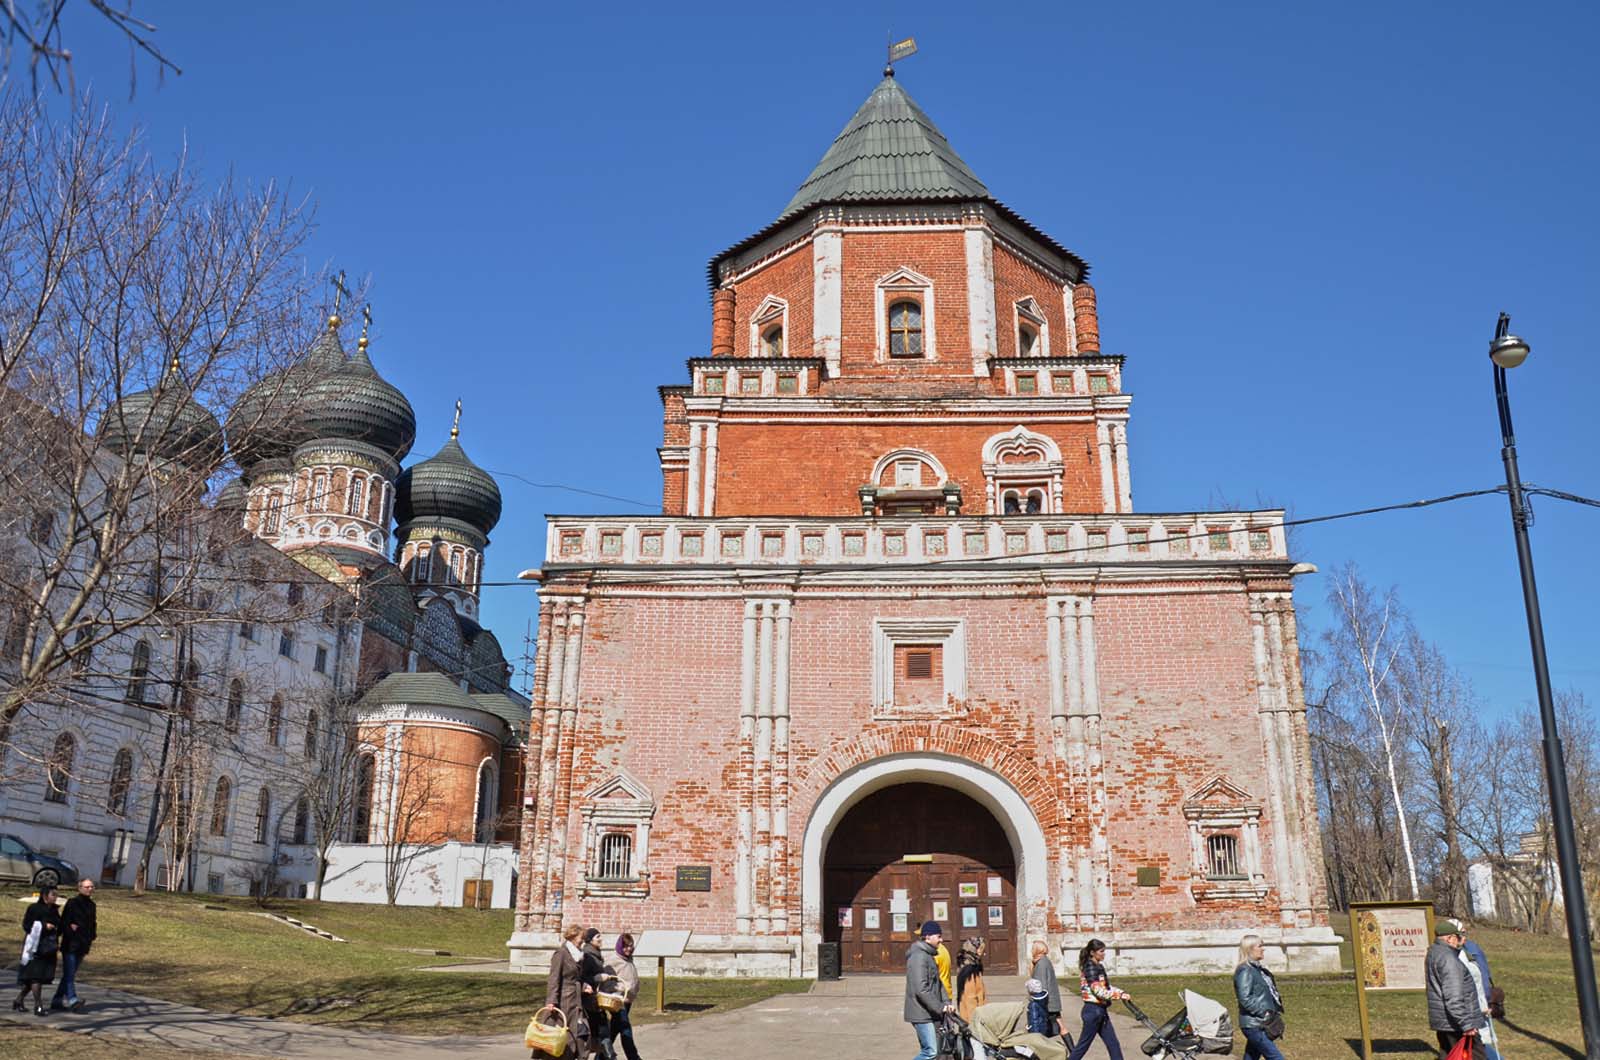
[1347,901,1436,1060]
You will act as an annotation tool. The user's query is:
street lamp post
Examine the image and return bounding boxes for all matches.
[1489,312,1600,1060]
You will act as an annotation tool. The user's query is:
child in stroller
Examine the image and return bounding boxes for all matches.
[1123,991,1234,1060]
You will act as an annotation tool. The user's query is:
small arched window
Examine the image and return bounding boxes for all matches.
[127,640,152,703]
[347,475,365,518]
[596,833,633,881]
[180,658,200,718]
[762,325,783,357]
[45,732,75,803]
[351,755,376,843]
[254,787,272,844]
[311,472,329,513]
[226,679,244,733]
[474,760,496,842]
[1026,490,1044,515]
[210,776,232,836]
[414,545,431,585]
[264,491,284,534]
[1019,324,1038,357]
[108,747,134,815]
[1002,491,1021,516]
[292,797,310,845]
[887,300,923,358]
[304,709,319,758]
[267,695,284,747]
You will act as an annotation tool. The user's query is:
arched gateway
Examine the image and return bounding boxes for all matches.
[802,753,1049,975]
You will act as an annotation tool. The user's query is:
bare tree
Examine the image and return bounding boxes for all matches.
[296,687,366,900]
[0,93,318,761]
[1396,631,1478,914]
[2,1,180,97]
[377,730,448,906]
[1325,563,1422,899]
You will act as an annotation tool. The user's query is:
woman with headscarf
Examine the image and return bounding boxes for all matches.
[13,886,62,1017]
[609,933,644,1060]
[955,936,988,1022]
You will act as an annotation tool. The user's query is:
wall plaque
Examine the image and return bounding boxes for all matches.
[675,865,712,891]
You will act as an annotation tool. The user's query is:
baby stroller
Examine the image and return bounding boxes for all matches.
[1124,991,1234,1059]
[954,1002,1070,1060]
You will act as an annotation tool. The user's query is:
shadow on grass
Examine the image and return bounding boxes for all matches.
[664,1002,714,1013]
[1342,1039,1435,1056]
[1501,1017,1584,1060]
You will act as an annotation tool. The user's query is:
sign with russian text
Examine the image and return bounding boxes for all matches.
[674,865,711,891]
[1356,905,1430,990]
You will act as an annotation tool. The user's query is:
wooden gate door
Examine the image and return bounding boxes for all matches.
[823,783,1017,973]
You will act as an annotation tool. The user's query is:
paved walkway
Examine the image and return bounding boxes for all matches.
[0,974,1147,1059]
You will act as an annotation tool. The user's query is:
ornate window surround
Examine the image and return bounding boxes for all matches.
[874,267,937,362]
[1182,775,1269,901]
[981,425,1065,515]
[750,294,788,358]
[1013,296,1049,358]
[579,769,655,898]
[872,617,967,720]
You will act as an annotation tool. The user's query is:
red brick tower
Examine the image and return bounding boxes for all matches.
[513,72,1337,977]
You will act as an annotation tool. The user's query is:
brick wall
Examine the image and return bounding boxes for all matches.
[992,241,1073,359]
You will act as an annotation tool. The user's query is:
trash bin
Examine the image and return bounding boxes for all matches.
[817,941,841,981]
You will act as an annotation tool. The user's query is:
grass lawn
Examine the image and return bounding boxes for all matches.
[5,1026,229,1060]
[1118,914,1595,1059]
[1,886,806,1035]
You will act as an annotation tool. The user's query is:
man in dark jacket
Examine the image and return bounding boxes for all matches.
[1426,918,1488,1059]
[50,878,96,1011]
[905,920,952,1060]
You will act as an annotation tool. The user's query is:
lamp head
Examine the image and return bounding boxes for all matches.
[1489,333,1530,369]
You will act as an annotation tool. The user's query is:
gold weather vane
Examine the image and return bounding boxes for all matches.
[885,35,917,76]
[451,399,462,440]
[329,269,350,328]
[359,304,372,350]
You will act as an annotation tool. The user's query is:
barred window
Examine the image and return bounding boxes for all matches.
[596,833,633,881]
[1206,833,1243,879]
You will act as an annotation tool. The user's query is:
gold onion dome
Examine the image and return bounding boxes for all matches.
[98,356,224,468]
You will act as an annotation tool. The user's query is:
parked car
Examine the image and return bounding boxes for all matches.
[0,833,81,889]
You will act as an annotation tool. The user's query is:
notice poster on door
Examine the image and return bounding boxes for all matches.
[864,908,880,930]
[987,876,1002,897]
[890,889,911,915]
[987,905,1004,926]
[893,913,909,934]
[838,907,852,928]
[958,882,979,898]
[962,906,978,928]
[932,901,949,923]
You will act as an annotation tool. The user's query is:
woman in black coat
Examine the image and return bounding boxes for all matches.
[13,885,62,1016]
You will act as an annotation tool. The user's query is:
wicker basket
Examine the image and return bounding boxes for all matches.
[525,1005,570,1055]
[597,991,627,1014]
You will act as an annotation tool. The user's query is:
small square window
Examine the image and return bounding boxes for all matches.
[703,374,725,395]
[1089,374,1111,394]
[1127,530,1149,554]
[560,532,584,556]
[777,374,798,394]
[1051,372,1072,393]
[313,646,328,673]
[1209,529,1232,553]
[739,375,761,395]
[681,534,703,557]
[893,643,943,707]
[1015,374,1037,394]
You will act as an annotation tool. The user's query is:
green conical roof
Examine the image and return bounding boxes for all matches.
[781,75,989,218]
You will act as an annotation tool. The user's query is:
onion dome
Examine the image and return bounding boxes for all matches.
[299,330,416,460]
[98,356,224,468]
[224,326,345,469]
[395,408,501,536]
[216,476,248,512]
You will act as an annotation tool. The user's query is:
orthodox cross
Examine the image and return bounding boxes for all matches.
[359,304,373,347]
[330,269,350,322]
[450,399,462,440]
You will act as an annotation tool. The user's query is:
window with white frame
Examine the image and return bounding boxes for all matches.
[872,617,967,719]
[875,267,937,361]
[750,295,788,358]
[1183,775,1269,900]
[1014,297,1048,358]
[981,426,1064,516]
[579,770,655,898]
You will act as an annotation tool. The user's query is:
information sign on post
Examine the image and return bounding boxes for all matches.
[1347,901,1435,1060]
[632,929,692,1015]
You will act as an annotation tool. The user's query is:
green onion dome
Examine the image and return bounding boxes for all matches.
[395,430,501,536]
[98,358,224,469]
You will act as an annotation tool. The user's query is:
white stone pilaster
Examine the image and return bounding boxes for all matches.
[703,423,719,517]
[813,229,843,377]
[1096,421,1115,512]
[686,422,703,516]
[736,601,757,934]
[965,227,997,375]
[1113,424,1133,513]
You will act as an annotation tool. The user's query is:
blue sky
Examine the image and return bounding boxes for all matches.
[51,2,1599,712]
